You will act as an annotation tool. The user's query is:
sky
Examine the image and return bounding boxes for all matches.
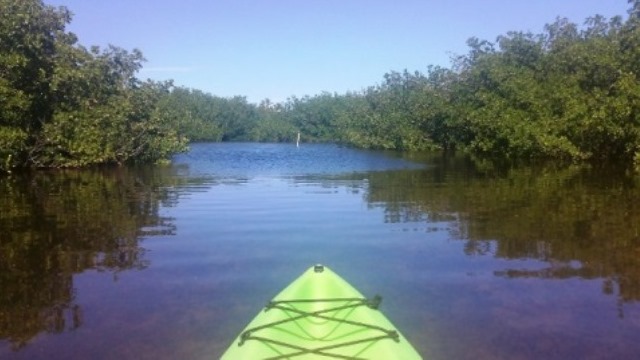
[46,0,629,103]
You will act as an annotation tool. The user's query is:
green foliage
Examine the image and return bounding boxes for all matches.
[288,2,640,164]
[0,0,186,171]
[251,100,297,142]
[0,126,26,171]
[156,87,224,142]
[419,7,640,165]
[3,0,640,170]
[1,0,62,170]
[202,1,638,164]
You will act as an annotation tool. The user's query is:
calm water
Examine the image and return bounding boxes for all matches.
[1,142,640,359]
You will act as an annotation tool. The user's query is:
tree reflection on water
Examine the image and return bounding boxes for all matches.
[2,151,640,356]
[0,166,186,349]
[361,157,640,304]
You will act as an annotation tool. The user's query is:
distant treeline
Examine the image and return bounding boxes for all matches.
[3,0,640,172]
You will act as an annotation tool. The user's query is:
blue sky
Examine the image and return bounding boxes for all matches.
[47,0,629,103]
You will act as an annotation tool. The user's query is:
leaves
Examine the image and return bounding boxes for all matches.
[0,0,186,171]
[2,0,640,170]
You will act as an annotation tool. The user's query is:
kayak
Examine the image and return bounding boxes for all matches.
[221,265,422,359]
[221,264,422,359]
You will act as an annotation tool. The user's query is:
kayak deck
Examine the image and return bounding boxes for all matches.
[221,265,422,359]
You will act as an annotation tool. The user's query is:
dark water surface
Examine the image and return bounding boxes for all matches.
[2,143,640,359]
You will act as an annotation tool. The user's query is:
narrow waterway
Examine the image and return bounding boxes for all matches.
[1,143,639,359]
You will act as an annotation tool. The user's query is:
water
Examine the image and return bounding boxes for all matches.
[1,143,640,359]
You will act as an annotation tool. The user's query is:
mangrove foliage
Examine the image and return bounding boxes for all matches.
[0,0,187,171]
[3,0,640,172]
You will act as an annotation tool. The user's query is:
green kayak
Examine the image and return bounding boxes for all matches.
[221,264,422,359]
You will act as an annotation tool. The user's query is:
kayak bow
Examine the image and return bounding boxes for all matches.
[221,264,422,359]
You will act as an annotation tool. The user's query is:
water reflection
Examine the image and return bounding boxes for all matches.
[0,166,193,349]
[2,145,640,358]
[354,158,640,303]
